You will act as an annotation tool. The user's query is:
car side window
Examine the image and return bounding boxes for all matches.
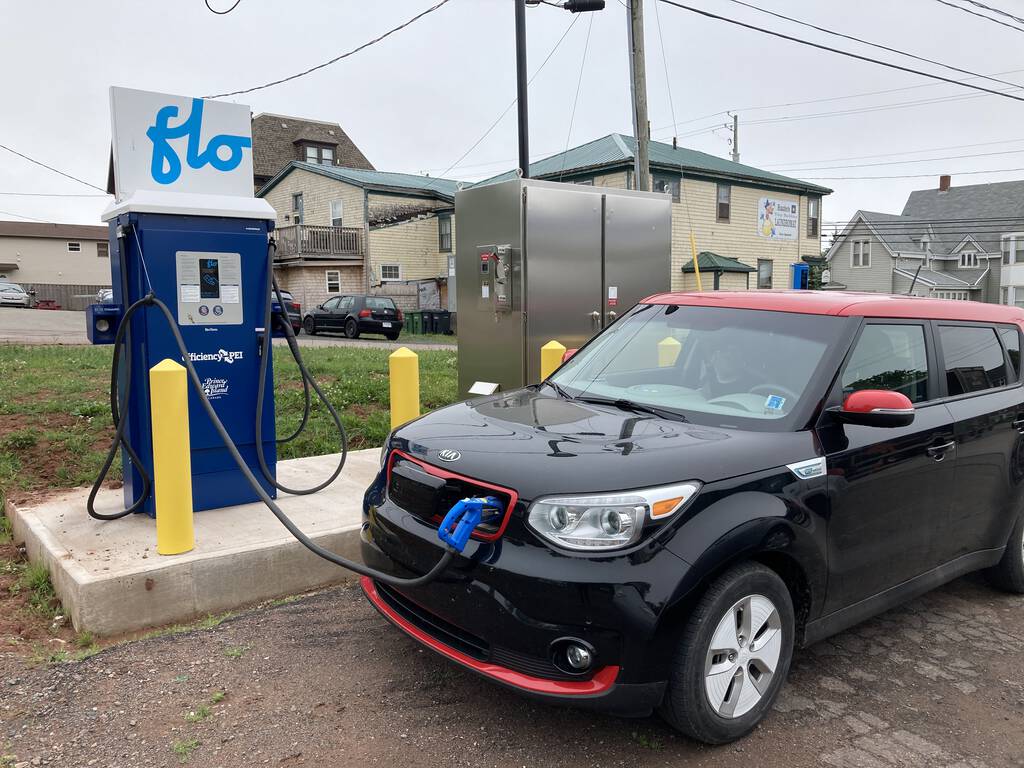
[999,326,1021,381]
[340,297,354,312]
[841,324,929,404]
[939,325,1008,395]
[322,297,340,310]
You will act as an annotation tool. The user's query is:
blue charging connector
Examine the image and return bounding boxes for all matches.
[438,496,503,552]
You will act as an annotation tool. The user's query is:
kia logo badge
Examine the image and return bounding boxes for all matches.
[437,449,461,462]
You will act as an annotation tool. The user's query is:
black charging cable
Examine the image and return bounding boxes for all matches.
[89,291,455,587]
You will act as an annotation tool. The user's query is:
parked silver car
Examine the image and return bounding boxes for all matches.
[0,282,31,308]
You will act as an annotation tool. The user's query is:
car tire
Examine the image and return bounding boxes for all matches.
[986,514,1024,594]
[658,562,795,745]
[345,318,360,339]
[303,316,317,335]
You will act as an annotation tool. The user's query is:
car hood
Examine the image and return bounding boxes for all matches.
[392,388,819,500]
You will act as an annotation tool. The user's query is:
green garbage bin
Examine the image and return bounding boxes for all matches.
[408,311,423,335]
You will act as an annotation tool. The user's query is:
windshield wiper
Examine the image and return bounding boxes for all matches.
[543,380,575,400]
[575,395,688,423]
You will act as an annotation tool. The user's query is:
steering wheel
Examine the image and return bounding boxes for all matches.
[749,383,800,405]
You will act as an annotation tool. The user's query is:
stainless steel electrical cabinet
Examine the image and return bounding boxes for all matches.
[455,178,672,397]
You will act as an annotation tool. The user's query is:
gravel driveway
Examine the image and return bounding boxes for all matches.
[3,573,1023,767]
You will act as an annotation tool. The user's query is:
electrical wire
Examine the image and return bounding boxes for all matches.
[204,0,455,99]
[722,0,1024,91]
[770,147,1024,173]
[0,191,110,197]
[655,0,1024,104]
[800,167,1024,180]
[204,0,242,13]
[651,0,678,142]
[420,12,582,191]
[559,14,595,181]
[929,0,1024,33]
[764,137,1024,169]
[0,208,48,222]
[957,0,1024,25]
[0,142,107,192]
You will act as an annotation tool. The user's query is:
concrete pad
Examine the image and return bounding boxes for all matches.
[7,449,382,636]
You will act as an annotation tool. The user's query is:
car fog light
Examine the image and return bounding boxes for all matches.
[95,318,110,333]
[566,643,592,670]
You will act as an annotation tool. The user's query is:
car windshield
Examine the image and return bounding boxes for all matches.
[0,284,25,294]
[550,303,847,429]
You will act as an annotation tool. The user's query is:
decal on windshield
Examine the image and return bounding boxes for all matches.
[764,394,786,411]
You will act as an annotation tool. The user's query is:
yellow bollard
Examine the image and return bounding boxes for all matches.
[149,359,194,556]
[540,340,567,381]
[658,337,682,367]
[390,347,420,428]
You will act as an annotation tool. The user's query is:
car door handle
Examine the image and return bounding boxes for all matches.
[1012,418,1024,433]
[926,441,956,460]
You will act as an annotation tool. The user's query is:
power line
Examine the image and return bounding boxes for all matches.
[204,0,455,99]
[0,208,49,222]
[0,143,107,193]
[723,0,1024,91]
[929,0,1024,33]
[0,191,110,197]
[801,166,1024,180]
[656,0,1024,104]
[772,146,1024,173]
[958,0,1024,25]
[559,14,595,180]
[204,0,243,14]
[651,0,678,138]
[764,137,1024,168]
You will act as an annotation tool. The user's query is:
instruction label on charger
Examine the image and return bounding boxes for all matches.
[175,251,243,326]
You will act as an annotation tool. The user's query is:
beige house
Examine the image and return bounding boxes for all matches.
[257,163,457,312]
[0,221,110,309]
[477,133,831,292]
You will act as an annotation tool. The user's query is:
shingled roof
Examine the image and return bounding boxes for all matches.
[258,162,462,202]
[251,113,373,183]
[0,220,107,239]
[476,133,831,196]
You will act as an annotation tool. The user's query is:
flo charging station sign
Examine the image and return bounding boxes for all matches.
[108,86,255,201]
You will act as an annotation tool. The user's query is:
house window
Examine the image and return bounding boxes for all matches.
[67,242,81,252]
[933,290,970,301]
[851,240,871,268]
[757,258,773,289]
[325,269,341,293]
[716,184,731,222]
[438,215,452,252]
[652,173,680,202]
[302,145,335,166]
[380,264,401,282]
[573,178,594,186]
[1003,234,1024,265]
[292,192,304,224]
[807,198,820,237]
[96,242,109,258]
[1003,287,1010,305]
[330,199,344,227]
[959,251,978,268]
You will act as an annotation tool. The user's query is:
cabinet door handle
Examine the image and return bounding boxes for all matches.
[926,441,956,460]
[1012,418,1024,433]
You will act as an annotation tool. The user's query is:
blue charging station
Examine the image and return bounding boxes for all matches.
[790,262,810,290]
[104,213,277,515]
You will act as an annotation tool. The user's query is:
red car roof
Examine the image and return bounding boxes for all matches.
[642,290,1024,324]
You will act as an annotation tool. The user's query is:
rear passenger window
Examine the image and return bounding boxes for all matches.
[842,324,929,404]
[999,327,1021,381]
[939,325,1007,395]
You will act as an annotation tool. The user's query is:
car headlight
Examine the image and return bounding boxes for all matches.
[526,482,701,551]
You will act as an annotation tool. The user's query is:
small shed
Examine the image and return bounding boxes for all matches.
[682,251,756,291]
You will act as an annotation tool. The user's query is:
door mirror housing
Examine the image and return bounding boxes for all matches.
[316,304,323,311]
[829,389,915,428]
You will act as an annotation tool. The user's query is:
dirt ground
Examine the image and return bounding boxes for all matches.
[3,574,1024,768]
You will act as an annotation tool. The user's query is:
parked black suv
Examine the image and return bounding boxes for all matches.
[303,294,403,340]
[361,291,1024,744]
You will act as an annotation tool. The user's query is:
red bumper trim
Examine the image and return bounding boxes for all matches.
[361,576,620,696]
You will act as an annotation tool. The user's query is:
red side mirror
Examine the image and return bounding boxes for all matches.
[832,389,915,428]
[561,348,578,363]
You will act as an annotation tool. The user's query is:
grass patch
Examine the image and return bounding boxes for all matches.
[223,645,248,659]
[11,563,59,619]
[631,731,663,750]
[138,611,235,642]
[210,690,225,704]
[0,514,11,545]
[171,737,200,763]
[0,344,459,502]
[184,705,211,723]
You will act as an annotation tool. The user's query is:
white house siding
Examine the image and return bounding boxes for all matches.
[0,235,112,309]
[275,263,363,312]
[826,221,894,293]
[260,169,364,230]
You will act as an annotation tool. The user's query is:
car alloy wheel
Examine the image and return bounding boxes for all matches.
[345,318,360,339]
[303,316,317,335]
[704,594,783,719]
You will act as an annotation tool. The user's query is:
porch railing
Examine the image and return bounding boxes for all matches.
[275,225,363,258]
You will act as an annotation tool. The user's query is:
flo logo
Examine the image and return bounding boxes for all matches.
[146,98,252,185]
[189,349,244,364]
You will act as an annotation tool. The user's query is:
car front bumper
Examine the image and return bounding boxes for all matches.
[360,476,684,716]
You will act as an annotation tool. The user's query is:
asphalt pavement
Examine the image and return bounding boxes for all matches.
[2,574,1022,767]
[0,308,456,351]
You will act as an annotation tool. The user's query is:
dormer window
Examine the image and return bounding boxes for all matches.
[301,144,335,165]
[959,251,978,268]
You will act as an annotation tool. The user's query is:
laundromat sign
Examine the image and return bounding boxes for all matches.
[757,196,799,241]
[108,86,255,201]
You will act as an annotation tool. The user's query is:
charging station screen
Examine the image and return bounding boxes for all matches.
[200,258,220,299]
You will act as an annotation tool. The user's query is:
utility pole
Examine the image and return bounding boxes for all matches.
[627,0,650,192]
[515,0,530,178]
[730,113,740,163]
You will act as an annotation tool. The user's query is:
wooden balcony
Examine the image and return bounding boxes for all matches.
[275,225,363,262]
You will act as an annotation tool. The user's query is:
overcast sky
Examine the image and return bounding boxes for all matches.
[2,0,1023,239]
